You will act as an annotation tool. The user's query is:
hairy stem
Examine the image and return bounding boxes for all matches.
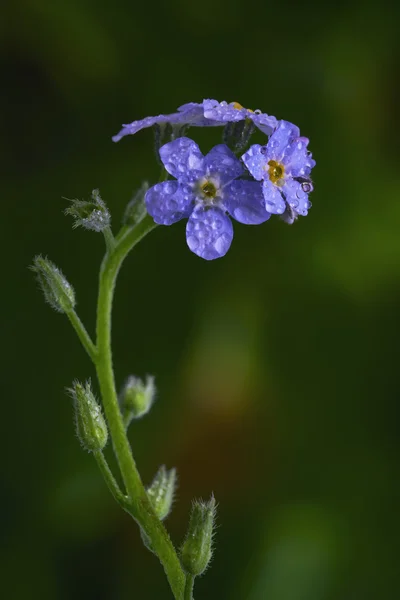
[184,574,195,600]
[95,214,186,599]
[93,450,130,510]
[65,309,97,362]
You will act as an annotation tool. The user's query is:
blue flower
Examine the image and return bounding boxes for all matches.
[112,100,277,142]
[145,137,270,260]
[242,120,316,222]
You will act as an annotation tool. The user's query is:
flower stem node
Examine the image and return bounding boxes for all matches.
[122,182,149,227]
[180,495,217,577]
[31,255,76,313]
[147,465,177,521]
[120,375,156,426]
[65,189,111,232]
[70,380,108,452]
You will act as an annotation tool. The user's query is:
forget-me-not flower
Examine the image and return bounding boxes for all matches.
[112,100,277,142]
[145,137,270,260]
[242,120,315,222]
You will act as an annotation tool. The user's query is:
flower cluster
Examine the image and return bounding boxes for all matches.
[113,100,315,260]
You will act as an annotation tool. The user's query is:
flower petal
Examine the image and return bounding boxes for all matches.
[283,137,316,177]
[224,181,270,224]
[112,114,174,143]
[266,120,300,161]
[204,144,244,184]
[159,137,205,182]
[251,112,278,136]
[262,180,287,214]
[203,99,247,122]
[145,181,194,225]
[177,102,221,126]
[113,103,216,142]
[186,206,233,260]
[242,144,267,181]
[282,180,312,217]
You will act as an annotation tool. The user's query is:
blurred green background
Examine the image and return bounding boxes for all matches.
[1,0,399,598]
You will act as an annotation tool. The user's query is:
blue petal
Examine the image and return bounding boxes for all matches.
[159,137,205,183]
[251,112,278,136]
[262,180,287,214]
[145,181,194,225]
[177,102,221,126]
[282,179,312,217]
[186,206,233,260]
[203,99,247,122]
[242,144,268,181]
[283,137,316,177]
[223,180,270,224]
[266,120,300,161]
[204,144,244,184]
[113,104,214,142]
[112,114,173,142]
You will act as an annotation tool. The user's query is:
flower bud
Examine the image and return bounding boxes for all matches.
[120,375,155,426]
[65,189,111,232]
[147,465,177,521]
[180,496,216,576]
[70,380,108,452]
[122,182,149,227]
[31,255,76,313]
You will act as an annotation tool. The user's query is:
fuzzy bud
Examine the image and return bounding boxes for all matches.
[147,465,177,521]
[120,375,155,426]
[180,496,216,576]
[70,380,108,452]
[65,189,111,232]
[31,255,76,313]
[122,182,149,227]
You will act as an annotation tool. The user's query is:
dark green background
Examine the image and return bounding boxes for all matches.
[1,0,399,598]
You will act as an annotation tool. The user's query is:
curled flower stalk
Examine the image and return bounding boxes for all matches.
[32,99,315,599]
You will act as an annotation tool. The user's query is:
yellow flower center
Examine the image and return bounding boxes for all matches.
[232,101,254,113]
[268,160,285,185]
[201,181,217,199]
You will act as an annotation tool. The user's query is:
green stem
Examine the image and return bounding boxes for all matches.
[93,450,130,511]
[184,574,195,600]
[103,226,116,254]
[95,214,185,599]
[66,309,97,362]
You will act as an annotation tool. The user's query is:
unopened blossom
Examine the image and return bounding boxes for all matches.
[145,137,270,260]
[242,120,315,223]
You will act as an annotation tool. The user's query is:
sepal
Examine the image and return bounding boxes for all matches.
[122,182,149,227]
[223,119,255,153]
[31,255,76,313]
[65,189,111,232]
